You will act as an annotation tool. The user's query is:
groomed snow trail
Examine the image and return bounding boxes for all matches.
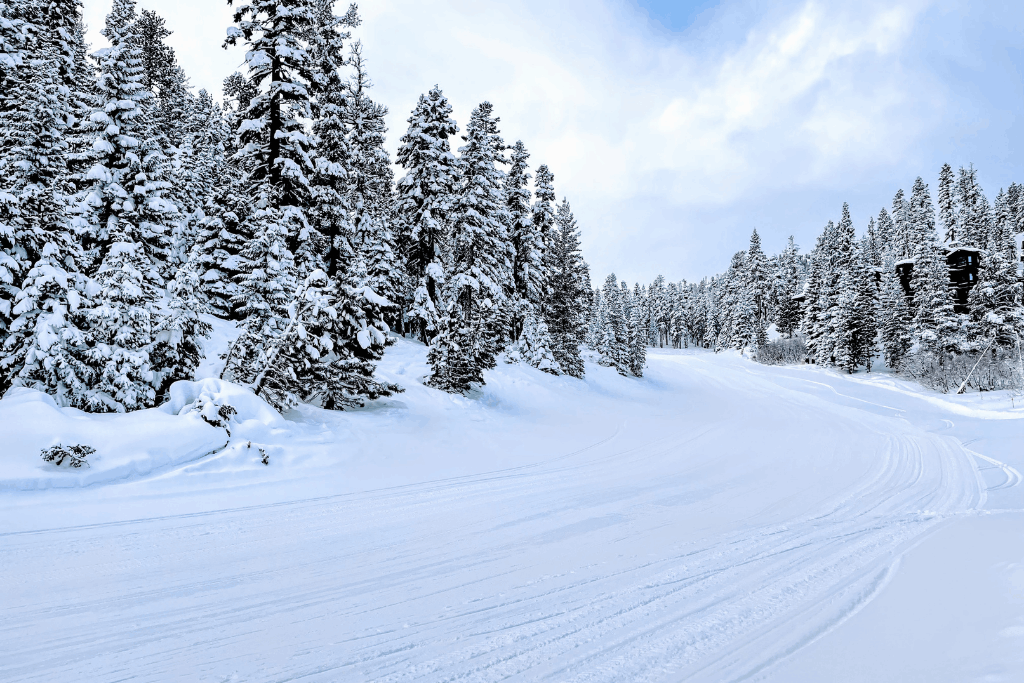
[0,346,989,682]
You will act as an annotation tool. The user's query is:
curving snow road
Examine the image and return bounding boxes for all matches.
[1,344,1016,682]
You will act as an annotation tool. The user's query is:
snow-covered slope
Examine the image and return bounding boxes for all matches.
[1,340,1021,682]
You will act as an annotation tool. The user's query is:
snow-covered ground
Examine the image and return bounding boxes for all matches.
[1,337,1022,682]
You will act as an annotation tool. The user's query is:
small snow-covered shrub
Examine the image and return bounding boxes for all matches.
[41,444,95,469]
[901,349,1023,393]
[756,336,808,366]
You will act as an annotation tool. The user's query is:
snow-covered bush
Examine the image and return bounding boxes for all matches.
[756,336,808,366]
[900,349,1023,393]
[41,444,94,469]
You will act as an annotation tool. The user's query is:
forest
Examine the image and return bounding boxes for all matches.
[2,0,1022,423]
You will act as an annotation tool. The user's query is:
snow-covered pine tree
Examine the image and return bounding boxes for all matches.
[341,40,401,330]
[545,198,589,378]
[515,308,559,374]
[801,223,833,363]
[774,236,802,338]
[875,207,894,261]
[954,165,990,248]
[891,188,910,260]
[427,102,510,392]
[938,162,956,243]
[910,221,960,356]
[627,282,647,376]
[60,0,197,412]
[0,0,90,396]
[863,217,881,268]
[966,225,1023,353]
[531,164,556,310]
[745,228,770,331]
[135,8,191,155]
[504,140,536,339]
[223,0,334,401]
[395,85,460,341]
[879,257,912,369]
[596,272,629,374]
[831,241,877,373]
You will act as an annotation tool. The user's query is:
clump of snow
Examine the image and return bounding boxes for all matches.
[161,378,284,428]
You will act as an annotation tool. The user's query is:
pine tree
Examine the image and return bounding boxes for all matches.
[596,273,629,374]
[832,242,877,373]
[938,162,956,243]
[891,188,910,260]
[395,85,460,341]
[745,229,769,328]
[774,236,802,337]
[427,102,510,392]
[224,0,318,260]
[342,41,401,329]
[546,198,589,378]
[967,227,1023,352]
[910,229,959,356]
[55,0,198,412]
[954,165,990,248]
[515,308,559,374]
[879,259,912,369]
[627,282,647,376]
[531,163,556,309]
[875,207,894,261]
[504,140,536,339]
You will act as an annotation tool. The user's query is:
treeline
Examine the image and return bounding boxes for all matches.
[0,0,592,412]
[592,166,1024,392]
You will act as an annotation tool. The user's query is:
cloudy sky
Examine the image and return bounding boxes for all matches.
[82,0,1024,285]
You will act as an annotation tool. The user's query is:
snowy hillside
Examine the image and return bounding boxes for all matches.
[2,340,1022,682]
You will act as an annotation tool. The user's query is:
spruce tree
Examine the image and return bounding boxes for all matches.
[910,230,959,356]
[967,227,1023,352]
[597,273,629,374]
[395,85,460,341]
[546,198,589,378]
[504,140,536,339]
[774,236,802,337]
[938,162,956,243]
[427,102,510,392]
[879,260,912,369]
[61,0,197,411]
[342,41,400,328]
[531,164,556,309]
[516,308,560,374]
[627,282,647,376]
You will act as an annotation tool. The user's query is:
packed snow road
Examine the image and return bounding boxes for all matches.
[1,342,1020,682]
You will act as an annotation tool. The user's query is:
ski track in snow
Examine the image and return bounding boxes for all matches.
[0,346,1015,683]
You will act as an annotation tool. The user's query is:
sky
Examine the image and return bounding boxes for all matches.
[82,0,1024,286]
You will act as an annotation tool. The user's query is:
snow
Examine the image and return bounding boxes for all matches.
[0,387,226,491]
[0,341,1021,681]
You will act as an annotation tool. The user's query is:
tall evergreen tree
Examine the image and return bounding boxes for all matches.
[531,163,555,309]
[546,198,589,378]
[596,272,628,374]
[504,140,537,338]
[774,236,802,337]
[427,102,510,392]
[395,85,460,341]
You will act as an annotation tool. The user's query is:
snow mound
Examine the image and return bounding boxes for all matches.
[0,388,227,490]
[161,378,284,427]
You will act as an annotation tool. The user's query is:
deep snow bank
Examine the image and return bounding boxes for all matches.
[0,377,284,490]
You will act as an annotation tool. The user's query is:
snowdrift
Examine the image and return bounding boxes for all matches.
[0,378,283,490]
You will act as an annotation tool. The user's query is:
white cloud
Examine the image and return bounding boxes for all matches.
[81,0,1012,284]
